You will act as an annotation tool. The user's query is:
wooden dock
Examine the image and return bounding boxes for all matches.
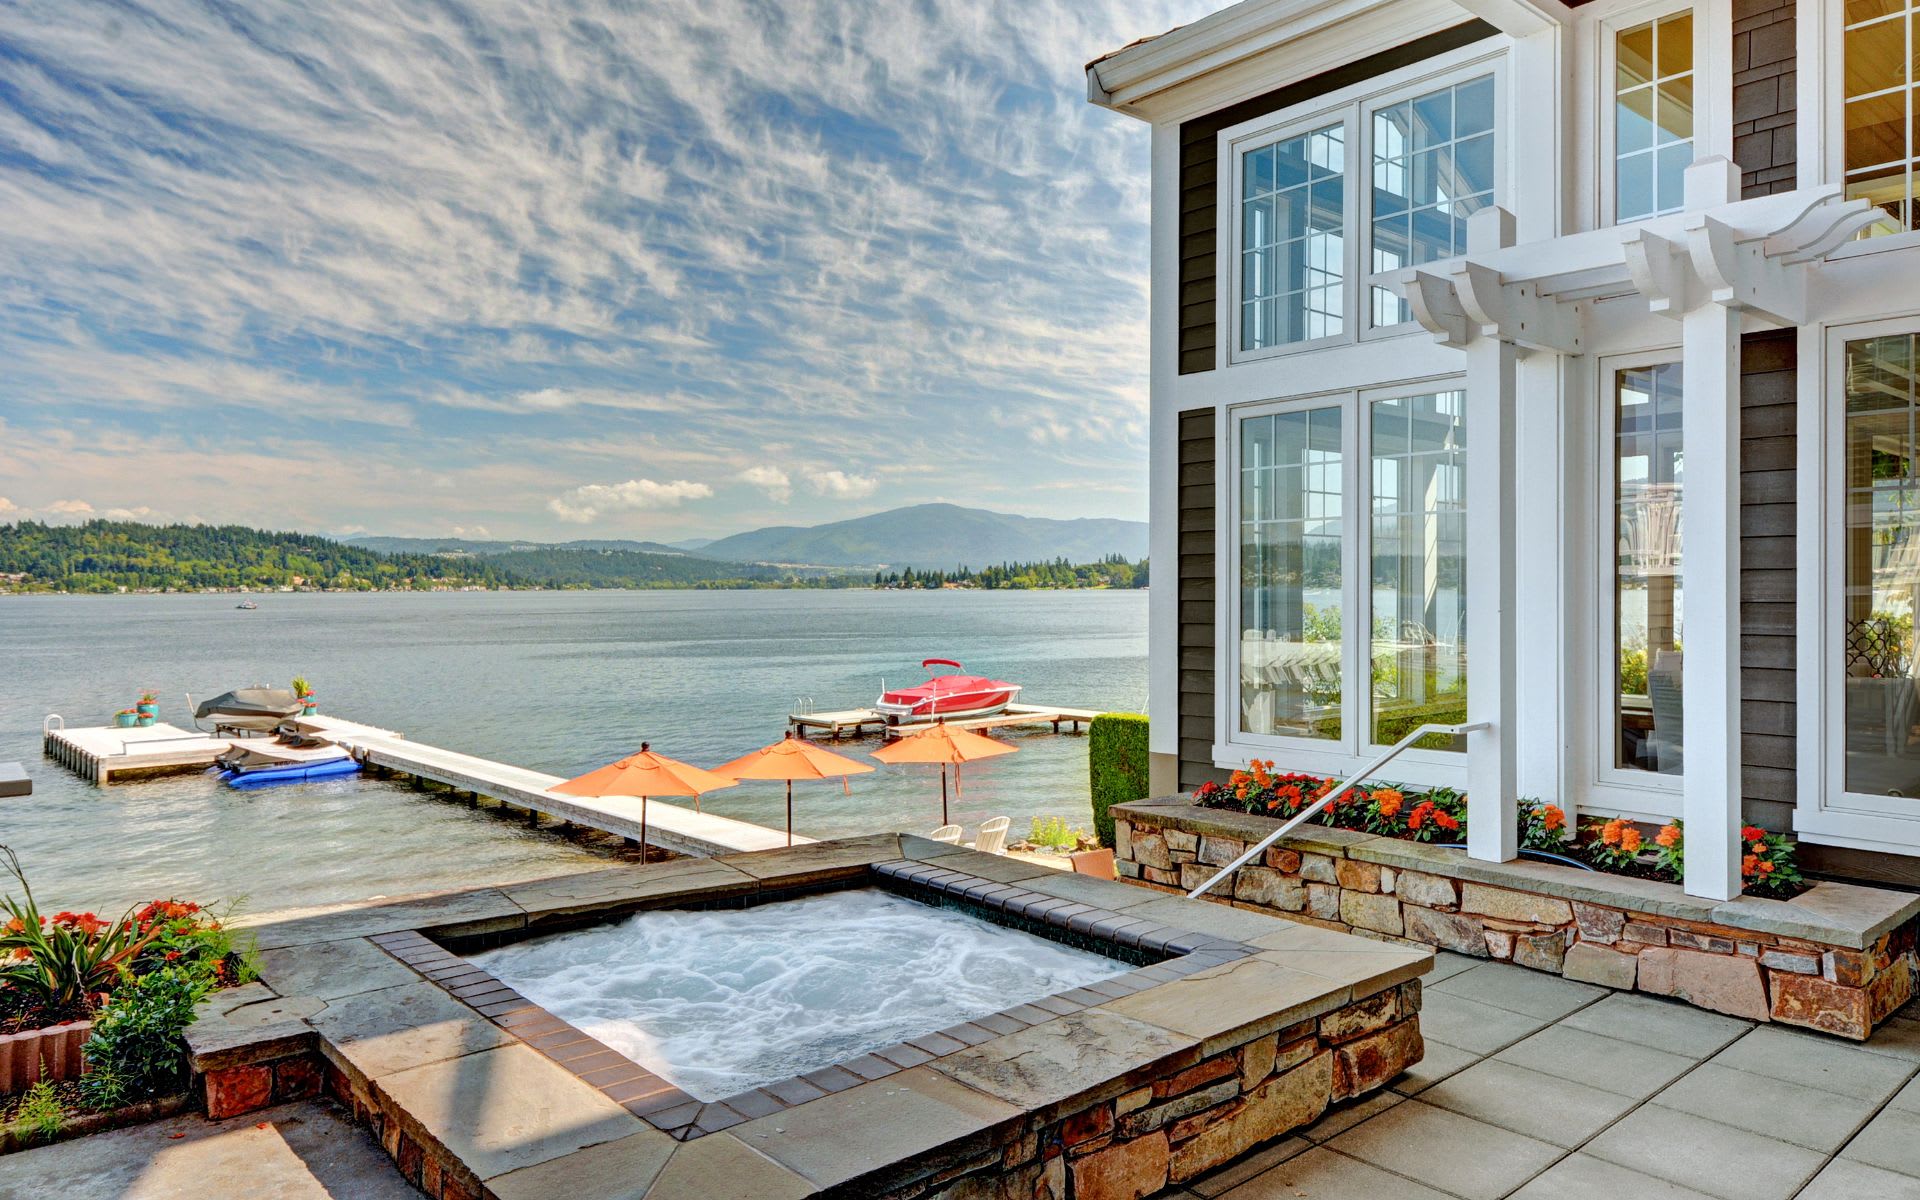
[294,716,800,857]
[789,703,1105,740]
[42,719,237,783]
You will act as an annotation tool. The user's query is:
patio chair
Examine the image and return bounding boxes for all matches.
[972,816,1011,855]
[927,824,963,844]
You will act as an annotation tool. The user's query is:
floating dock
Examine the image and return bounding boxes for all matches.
[40,713,799,857]
[293,716,800,857]
[788,702,1105,740]
[42,719,238,783]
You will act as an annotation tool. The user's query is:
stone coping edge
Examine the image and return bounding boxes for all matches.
[1115,798,1920,951]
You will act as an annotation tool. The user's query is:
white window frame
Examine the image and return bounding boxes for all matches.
[1214,374,1471,792]
[1796,312,1920,855]
[1215,41,1508,367]
[1588,349,1686,821]
[1225,109,1360,364]
[1597,0,1707,227]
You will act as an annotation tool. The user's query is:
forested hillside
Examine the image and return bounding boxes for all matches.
[0,521,527,592]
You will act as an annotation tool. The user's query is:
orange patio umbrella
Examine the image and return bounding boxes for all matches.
[870,720,1018,825]
[552,742,736,860]
[711,731,874,845]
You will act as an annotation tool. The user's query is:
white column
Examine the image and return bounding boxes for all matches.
[1146,121,1180,792]
[1680,298,1743,900]
[1463,209,1520,863]
[1513,350,1569,824]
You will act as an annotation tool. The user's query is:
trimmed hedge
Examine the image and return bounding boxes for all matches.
[1089,713,1150,848]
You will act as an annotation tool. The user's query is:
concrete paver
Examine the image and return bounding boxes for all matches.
[1322,1099,1562,1200]
[1653,1062,1879,1152]
[0,1101,413,1200]
[1584,1105,1827,1200]
[1195,956,1920,1200]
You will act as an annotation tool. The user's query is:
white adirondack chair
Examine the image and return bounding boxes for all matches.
[928,824,963,844]
[972,816,1011,855]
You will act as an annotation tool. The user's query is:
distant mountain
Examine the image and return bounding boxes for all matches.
[346,535,689,557]
[666,537,715,551]
[698,503,1147,570]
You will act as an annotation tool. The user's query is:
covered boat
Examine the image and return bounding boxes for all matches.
[193,687,303,734]
[874,659,1022,723]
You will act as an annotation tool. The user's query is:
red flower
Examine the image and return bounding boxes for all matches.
[1434,810,1460,832]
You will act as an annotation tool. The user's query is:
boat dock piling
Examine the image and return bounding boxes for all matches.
[788,702,1104,740]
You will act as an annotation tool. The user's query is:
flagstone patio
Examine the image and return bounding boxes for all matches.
[1172,951,1920,1200]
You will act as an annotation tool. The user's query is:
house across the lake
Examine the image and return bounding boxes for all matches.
[1090,0,1920,899]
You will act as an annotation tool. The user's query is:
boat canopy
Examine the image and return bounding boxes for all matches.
[194,687,303,732]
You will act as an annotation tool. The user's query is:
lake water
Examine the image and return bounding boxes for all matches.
[0,590,1144,916]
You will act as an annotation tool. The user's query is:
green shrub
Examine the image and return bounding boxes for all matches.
[1089,713,1150,848]
[79,967,208,1108]
[1027,817,1080,849]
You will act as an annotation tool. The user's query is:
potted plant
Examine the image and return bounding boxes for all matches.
[135,691,158,720]
[112,709,139,729]
[291,676,316,716]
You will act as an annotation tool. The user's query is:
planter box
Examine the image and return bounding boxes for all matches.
[1114,798,1920,1040]
[0,1021,90,1095]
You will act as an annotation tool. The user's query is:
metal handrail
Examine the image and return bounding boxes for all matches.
[1186,720,1489,900]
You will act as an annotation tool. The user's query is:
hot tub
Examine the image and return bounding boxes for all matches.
[471,888,1133,1100]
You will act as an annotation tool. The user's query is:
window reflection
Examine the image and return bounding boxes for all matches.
[1615,13,1694,220]
[1845,334,1920,796]
[1616,364,1685,775]
[1843,0,1920,230]
[1370,76,1495,326]
[1370,392,1467,751]
[1240,407,1344,738]
[1241,125,1346,350]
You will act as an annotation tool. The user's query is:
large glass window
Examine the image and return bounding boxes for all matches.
[1370,392,1468,750]
[1614,364,1685,775]
[1239,406,1344,738]
[1844,0,1920,230]
[1370,76,1496,326]
[1843,334,1920,796]
[1240,126,1347,351]
[1615,12,1695,221]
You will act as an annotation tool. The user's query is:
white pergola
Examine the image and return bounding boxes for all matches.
[1393,158,1892,899]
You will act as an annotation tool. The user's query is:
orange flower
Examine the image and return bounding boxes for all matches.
[1751,840,1768,854]
[1599,819,1625,846]
[1759,861,1775,874]
[1619,827,1642,854]
[1742,854,1759,876]
[3,917,22,935]
[1539,805,1565,832]
[1656,824,1681,848]
[1375,789,1404,818]
[1434,810,1460,832]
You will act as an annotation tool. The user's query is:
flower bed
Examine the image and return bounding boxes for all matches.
[1193,764,1805,898]
[1113,798,1920,1040]
[0,846,253,1146]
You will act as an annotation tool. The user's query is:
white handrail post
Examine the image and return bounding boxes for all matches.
[1185,721,1488,900]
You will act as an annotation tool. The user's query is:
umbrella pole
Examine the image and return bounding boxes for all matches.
[941,765,949,826]
[786,779,794,847]
[641,795,649,864]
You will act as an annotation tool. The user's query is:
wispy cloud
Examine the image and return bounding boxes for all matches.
[738,466,793,503]
[0,0,1199,536]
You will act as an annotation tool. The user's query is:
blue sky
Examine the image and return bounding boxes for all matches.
[0,0,1208,540]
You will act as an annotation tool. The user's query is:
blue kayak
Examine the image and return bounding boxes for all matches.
[222,757,363,788]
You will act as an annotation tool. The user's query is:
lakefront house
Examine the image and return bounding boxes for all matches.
[1089,0,1920,912]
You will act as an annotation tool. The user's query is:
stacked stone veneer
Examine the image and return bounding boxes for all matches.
[1114,801,1920,1042]
[937,980,1423,1200]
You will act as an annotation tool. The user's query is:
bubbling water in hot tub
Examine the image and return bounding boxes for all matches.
[472,888,1130,1100]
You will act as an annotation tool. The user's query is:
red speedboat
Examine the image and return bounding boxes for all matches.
[875,659,1022,722]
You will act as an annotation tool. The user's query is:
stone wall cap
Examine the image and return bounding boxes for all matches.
[1121,802,1920,951]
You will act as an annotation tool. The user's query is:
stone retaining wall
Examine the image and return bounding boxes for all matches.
[1115,800,1920,1041]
